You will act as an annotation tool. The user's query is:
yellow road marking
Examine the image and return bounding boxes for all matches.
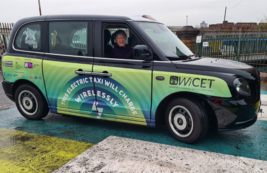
[0,128,94,173]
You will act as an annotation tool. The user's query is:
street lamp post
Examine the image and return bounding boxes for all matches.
[38,0,42,16]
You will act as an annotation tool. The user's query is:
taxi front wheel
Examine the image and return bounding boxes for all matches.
[15,84,49,120]
[165,97,209,144]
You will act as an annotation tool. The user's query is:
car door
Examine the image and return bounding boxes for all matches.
[92,21,152,125]
[43,21,98,117]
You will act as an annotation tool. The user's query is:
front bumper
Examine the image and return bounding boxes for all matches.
[218,114,258,132]
[2,80,14,101]
[207,98,260,131]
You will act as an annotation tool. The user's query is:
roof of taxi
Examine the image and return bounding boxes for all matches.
[47,14,132,20]
[16,14,159,23]
[12,14,158,33]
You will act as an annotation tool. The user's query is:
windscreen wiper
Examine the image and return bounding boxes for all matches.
[187,55,197,59]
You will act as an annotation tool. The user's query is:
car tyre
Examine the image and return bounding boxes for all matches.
[165,97,209,144]
[15,84,49,120]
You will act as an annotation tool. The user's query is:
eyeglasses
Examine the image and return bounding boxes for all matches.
[116,36,126,40]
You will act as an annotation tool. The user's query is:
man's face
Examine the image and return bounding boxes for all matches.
[116,35,126,47]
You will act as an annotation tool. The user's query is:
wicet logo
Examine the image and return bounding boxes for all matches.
[170,76,215,89]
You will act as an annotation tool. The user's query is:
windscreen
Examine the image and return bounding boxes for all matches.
[136,22,194,58]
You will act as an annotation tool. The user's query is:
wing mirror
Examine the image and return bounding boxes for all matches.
[133,45,153,61]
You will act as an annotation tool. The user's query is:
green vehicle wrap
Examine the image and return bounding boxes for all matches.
[152,71,232,117]
[2,56,232,126]
[43,61,151,126]
[2,55,47,99]
[92,65,151,125]
[3,56,231,125]
[43,60,231,126]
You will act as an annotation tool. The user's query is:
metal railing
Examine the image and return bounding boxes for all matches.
[195,32,267,72]
[0,22,14,54]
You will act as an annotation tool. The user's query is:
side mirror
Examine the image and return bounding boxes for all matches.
[133,45,153,61]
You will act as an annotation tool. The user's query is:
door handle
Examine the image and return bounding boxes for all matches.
[75,71,93,75]
[75,71,112,77]
[98,72,112,77]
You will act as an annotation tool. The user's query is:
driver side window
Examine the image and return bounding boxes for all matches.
[103,25,143,59]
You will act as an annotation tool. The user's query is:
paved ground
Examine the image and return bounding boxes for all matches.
[0,128,93,173]
[0,106,267,173]
[0,74,15,111]
[1,72,267,172]
[53,136,267,173]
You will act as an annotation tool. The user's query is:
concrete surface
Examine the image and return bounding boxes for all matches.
[54,99,267,173]
[53,136,267,173]
[260,73,267,82]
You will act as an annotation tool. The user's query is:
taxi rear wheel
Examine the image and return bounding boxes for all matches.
[15,84,49,120]
[165,97,209,144]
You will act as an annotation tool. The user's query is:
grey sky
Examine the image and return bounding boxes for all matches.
[2,0,266,26]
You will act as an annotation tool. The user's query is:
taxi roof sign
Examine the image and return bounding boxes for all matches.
[142,15,156,21]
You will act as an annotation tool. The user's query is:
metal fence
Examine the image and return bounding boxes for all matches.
[195,32,267,72]
[0,22,14,54]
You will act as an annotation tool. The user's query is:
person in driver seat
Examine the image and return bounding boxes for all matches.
[111,30,133,59]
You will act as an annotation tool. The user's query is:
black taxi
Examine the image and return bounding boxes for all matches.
[1,15,260,143]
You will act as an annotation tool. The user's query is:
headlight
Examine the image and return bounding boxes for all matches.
[233,78,251,96]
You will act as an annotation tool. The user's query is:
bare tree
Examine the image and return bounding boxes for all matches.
[259,16,267,30]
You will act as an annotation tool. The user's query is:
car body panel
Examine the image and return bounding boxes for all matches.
[1,55,47,100]
[151,70,232,119]
[92,64,151,125]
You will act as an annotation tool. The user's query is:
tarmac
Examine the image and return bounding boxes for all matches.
[1,74,267,172]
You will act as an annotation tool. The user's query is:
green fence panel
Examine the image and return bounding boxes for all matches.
[195,32,267,72]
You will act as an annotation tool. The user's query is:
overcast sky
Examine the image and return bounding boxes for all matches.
[2,0,266,26]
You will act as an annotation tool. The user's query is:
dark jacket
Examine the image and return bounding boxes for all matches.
[111,45,133,59]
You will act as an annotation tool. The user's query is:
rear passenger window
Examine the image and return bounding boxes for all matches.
[49,22,87,56]
[15,23,41,51]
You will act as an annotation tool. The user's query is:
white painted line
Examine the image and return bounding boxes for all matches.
[53,136,267,173]
[261,95,267,102]
[260,106,267,120]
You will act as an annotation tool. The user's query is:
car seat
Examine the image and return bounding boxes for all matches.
[104,29,112,57]
[111,31,118,47]
[51,36,62,53]
[21,35,31,50]
[128,36,138,48]
[51,35,70,54]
